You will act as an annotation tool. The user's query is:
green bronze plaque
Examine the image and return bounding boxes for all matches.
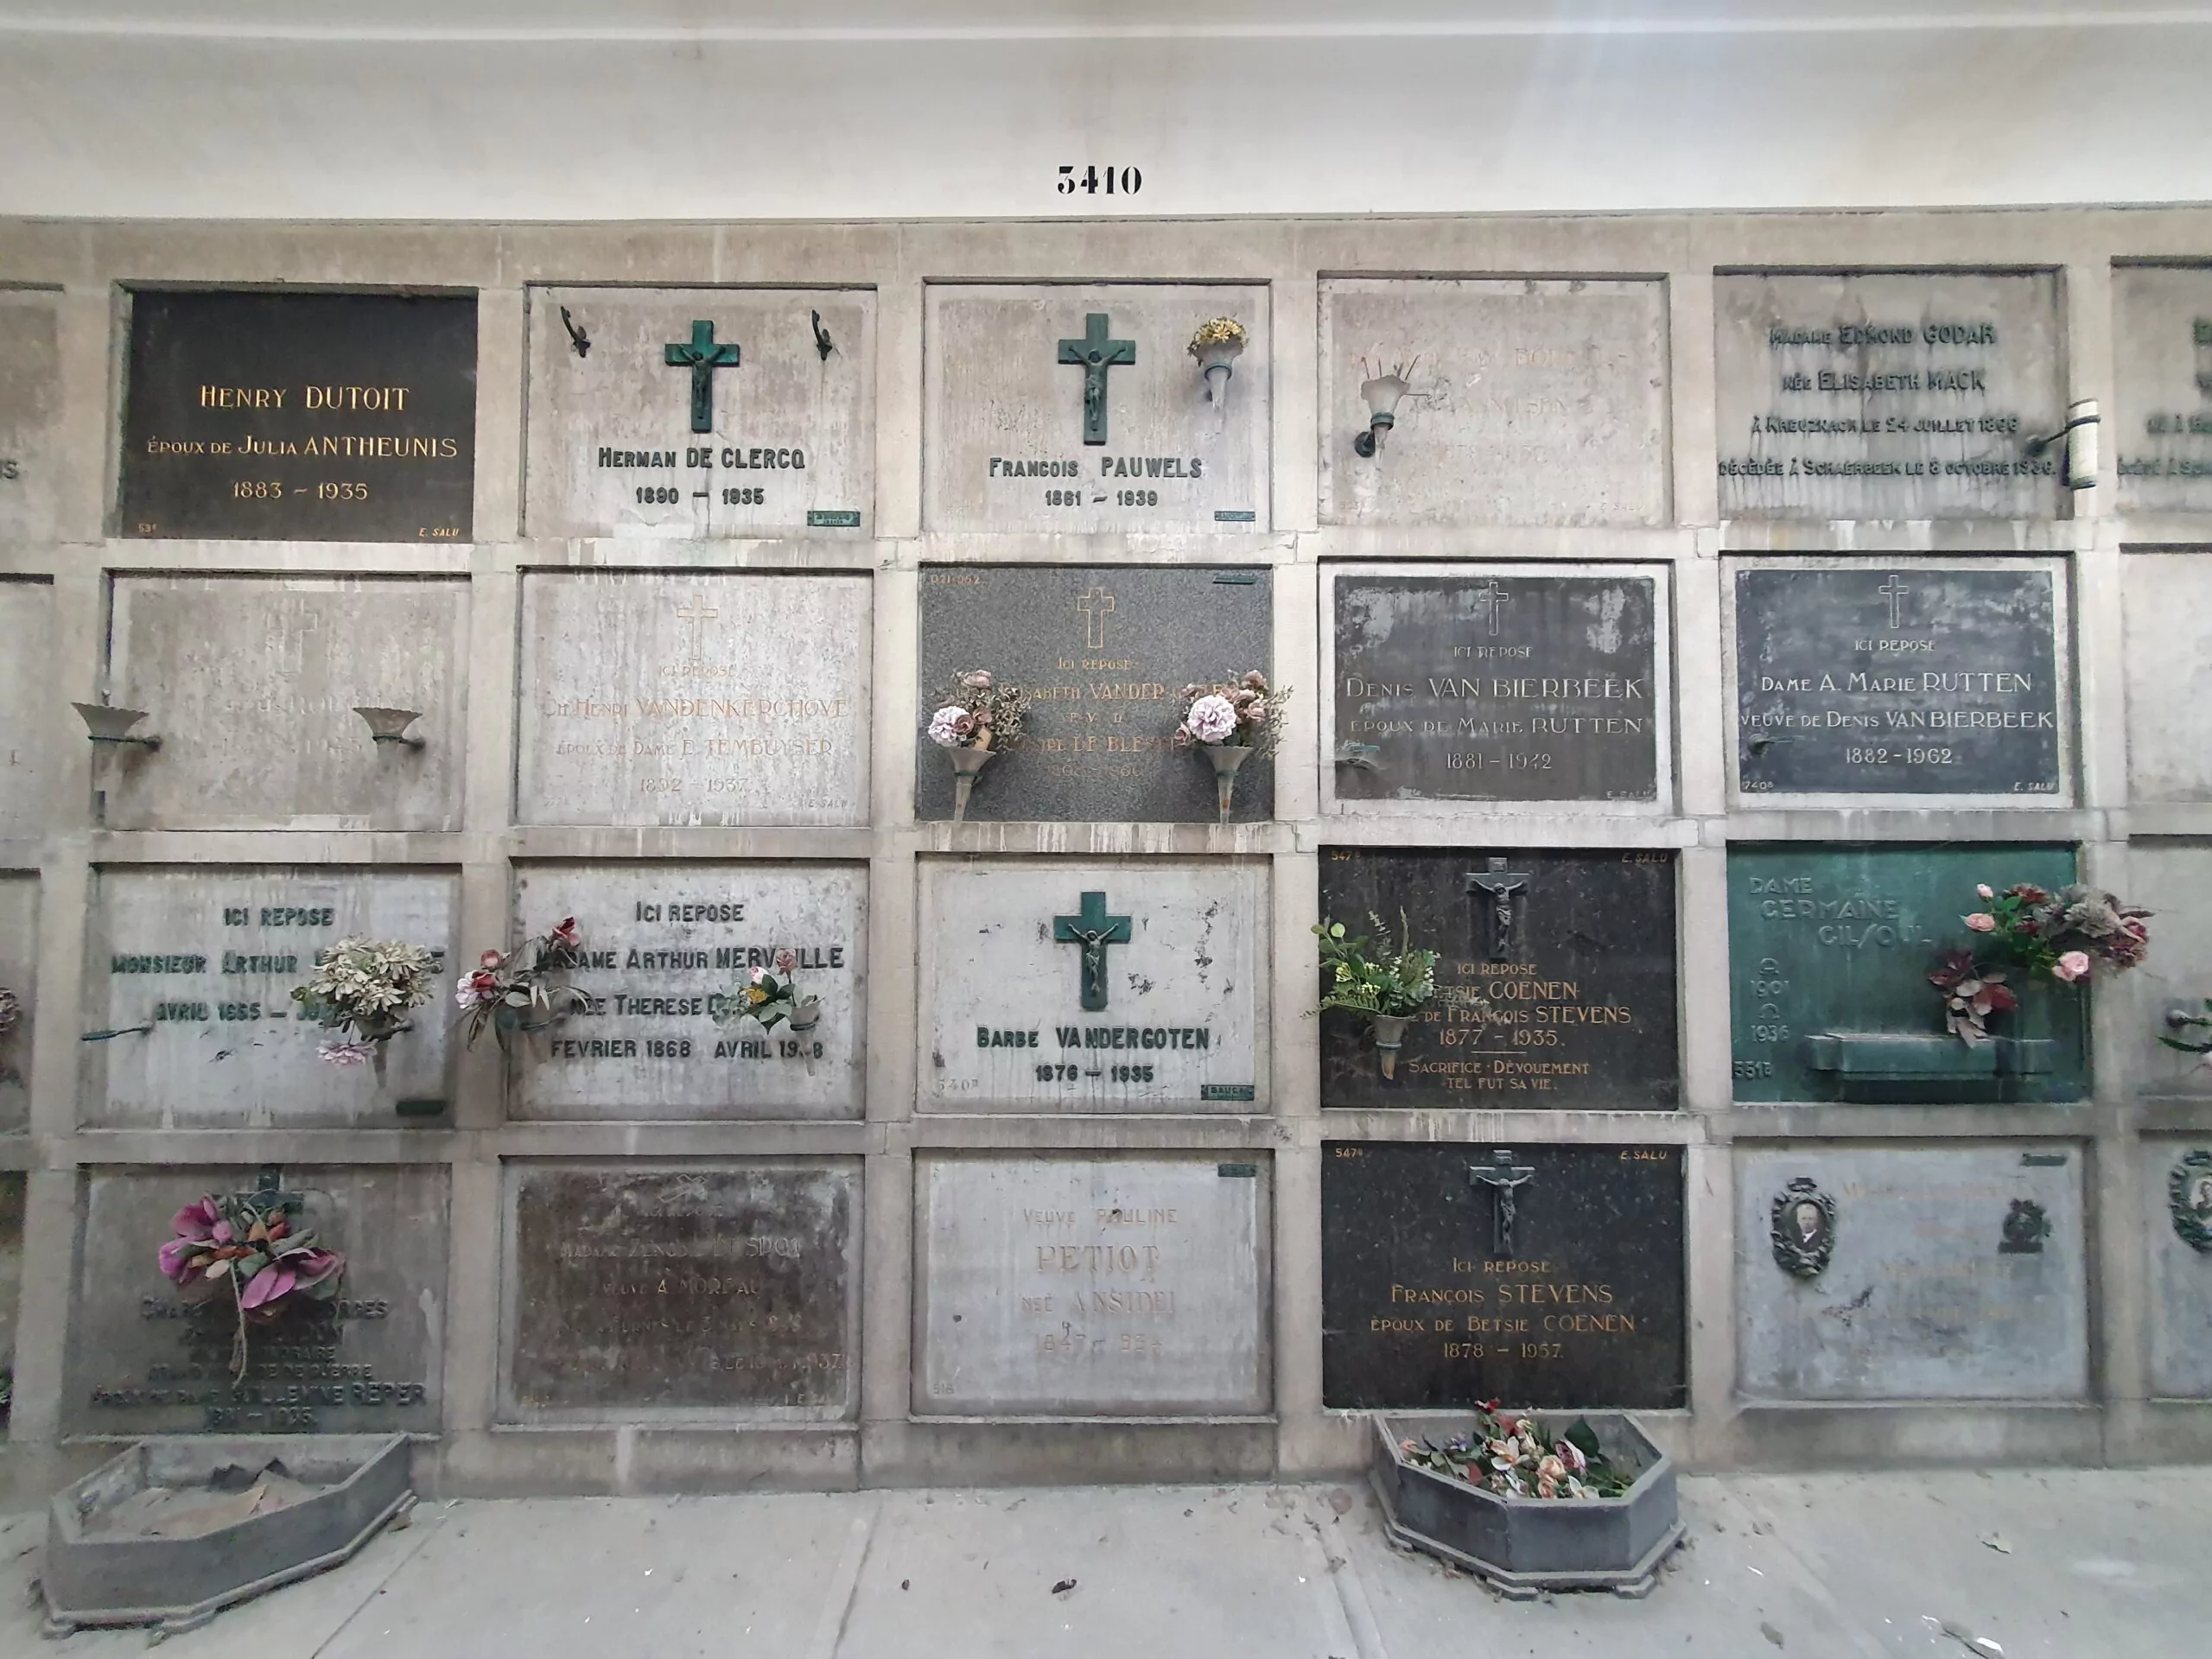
[1728,842,2086,1103]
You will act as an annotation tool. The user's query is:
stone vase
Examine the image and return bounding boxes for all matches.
[1196,338,1243,403]
[948,746,995,823]
[1204,742,1251,823]
[1370,1013,1411,1079]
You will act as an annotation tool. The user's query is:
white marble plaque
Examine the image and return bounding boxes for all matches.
[1319,277,1669,526]
[2123,553,2212,804]
[2114,265,2212,514]
[84,868,457,1128]
[512,862,866,1121]
[524,286,874,539]
[517,570,871,826]
[0,874,35,1133]
[0,578,51,840]
[1716,271,2065,520]
[1736,1145,2087,1401]
[925,283,1269,532]
[918,859,1268,1114]
[0,288,64,542]
[2147,1141,2212,1398]
[915,1154,1270,1415]
[105,575,470,831]
[2121,841,2212,1096]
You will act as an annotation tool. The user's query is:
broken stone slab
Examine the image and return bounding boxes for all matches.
[42,1433,414,1637]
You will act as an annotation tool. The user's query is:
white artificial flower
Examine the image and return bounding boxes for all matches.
[926,705,971,748]
[1186,693,1238,745]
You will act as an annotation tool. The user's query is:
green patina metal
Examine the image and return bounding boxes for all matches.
[1052,889,1130,1012]
[664,319,740,434]
[1057,312,1135,445]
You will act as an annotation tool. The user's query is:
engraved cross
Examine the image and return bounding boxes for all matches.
[1057,312,1135,446]
[1053,890,1131,1013]
[675,592,719,657]
[1465,855,1533,963]
[664,319,741,434]
[1469,582,1513,636]
[1469,1149,1538,1257]
[1878,575,1910,630]
[1075,584,1116,651]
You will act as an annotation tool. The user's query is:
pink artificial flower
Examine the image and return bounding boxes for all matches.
[480,950,504,969]
[1977,884,1995,900]
[1964,912,1997,932]
[289,1248,343,1291]
[2054,950,2092,982]
[158,1236,200,1282]
[774,949,798,975]
[238,1263,296,1310]
[550,917,581,948]
[170,1198,218,1241]
[748,966,767,985]
[1244,701,1268,724]
[318,1039,374,1067]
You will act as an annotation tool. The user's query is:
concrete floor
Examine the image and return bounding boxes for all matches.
[3,1469,2203,1656]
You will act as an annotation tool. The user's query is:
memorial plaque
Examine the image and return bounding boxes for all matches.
[518,571,871,826]
[1715,270,2064,520]
[1727,842,2086,1104]
[524,286,874,539]
[1319,276,1669,527]
[0,579,53,840]
[512,862,865,1122]
[505,1161,858,1420]
[1318,849,1677,1109]
[925,283,1269,532]
[914,1154,1269,1415]
[120,289,476,542]
[1327,565,1666,807]
[1321,1141,1686,1410]
[105,575,470,831]
[2147,1141,2212,1398]
[0,873,37,1134]
[917,564,1273,823]
[918,858,1267,1114]
[1731,558,2068,802]
[2122,553,2212,803]
[2113,265,2212,515]
[84,867,456,1128]
[0,287,64,541]
[2122,842,2212,1096]
[1737,1144,2086,1401]
[65,1164,448,1436]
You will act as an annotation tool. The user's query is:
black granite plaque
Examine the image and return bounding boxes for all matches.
[1319,849,1677,1109]
[917,565,1273,823]
[510,1164,855,1414]
[120,290,476,542]
[1332,571,1659,804]
[1322,1141,1686,1410]
[1736,563,2063,797]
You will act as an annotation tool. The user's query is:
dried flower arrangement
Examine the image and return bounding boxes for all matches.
[1934,880,2152,1045]
[158,1185,346,1382]
[1398,1407,1635,1501]
[289,938,439,1067]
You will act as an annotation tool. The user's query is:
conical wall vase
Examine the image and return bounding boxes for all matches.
[1370,1014,1411,1080]
[949,746,995,823]
[1205,743,1251,823]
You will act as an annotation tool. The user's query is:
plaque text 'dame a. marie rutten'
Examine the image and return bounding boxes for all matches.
[120,290,477,542]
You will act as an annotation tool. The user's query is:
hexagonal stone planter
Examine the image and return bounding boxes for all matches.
[42,1433,414,1637]
[1369,1412,1681,1599]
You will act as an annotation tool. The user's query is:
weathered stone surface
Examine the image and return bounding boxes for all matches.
[1328,566,1665,806]
[1319,849,1678,1109]
[1319,276,1669,527]
[917,564,1273,823]
[517,570,871,826]
[925,284,1268,532]
[1726,842,2086,1104]
[0,578,52,840]
[0,873,38,1133]
[0,289,63,542]
[64,1164,448,1437]
[2113,265,2212,514]
[2122,552,2212,803]
[2122,841,2212,1097]
[918,859,1267,1113]
[1715,270,2064,520]
[1736,1144,2087,1401]
[524,286,874,538]
[119,289,476,542]
[2146,1141,2212,1398]
[0,1172,22,1394]
[1322,1141,1686,1410]
[512,862,865,1121]
[913,1154,1270,1415]
[82,867,457,1128]
[1732,558,2066,800]
[105,575,470,831]
[505,1161,858,1420]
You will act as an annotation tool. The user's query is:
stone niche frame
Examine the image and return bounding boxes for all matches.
[1720,555,2075,812]
[1317,275,1673,529]
[0,871,39,1134]
[0,576,54,842]
[1319,561,1675,819]
[2121,550,2212,804]
[0,285,64,543]
[497,1159,863,1427]
[923,281,1273,534]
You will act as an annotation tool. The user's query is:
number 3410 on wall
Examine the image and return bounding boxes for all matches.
[1058,165,1142,196]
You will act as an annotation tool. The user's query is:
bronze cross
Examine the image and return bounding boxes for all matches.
[1057,312,1135,446]
[1052,890,1131,1012]
[1469,1148,1537,1256]
[664,319,741,434]
[1465,855,1533,963]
